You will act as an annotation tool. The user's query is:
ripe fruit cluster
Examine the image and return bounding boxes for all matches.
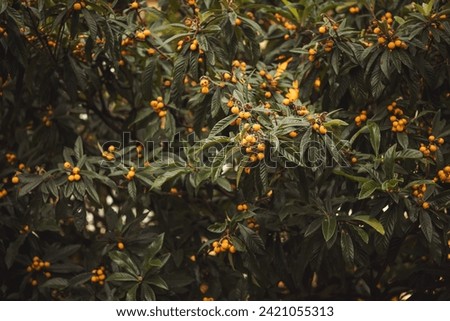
[246,217,259,231]
[210,238,236,255]
[42,106,53,127]
[240,131,265,163]
[26,256,51,281]
[6,152,16,164]
[419,135,444,158]
[437,166,450,184]
[189,38,199,51]
[91,266,106,285]
[411,183,427,201]
[135,28,151,41]
[387,101,407,132]
[102,145,116,161]
[199,78,209,94]
[125,167,136,181]
[349,6,360,14]
[309,116,328,135]
[150,96,167,118]
[296,105,309,117]
[237,203,248,212]
[354,110,368,127]
[67,166,81,182]
[373,13,408,50]
[283,80,299,105]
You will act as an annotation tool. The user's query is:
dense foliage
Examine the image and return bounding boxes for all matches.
[1,0,450,300]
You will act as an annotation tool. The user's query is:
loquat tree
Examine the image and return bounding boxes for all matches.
[0,0,450,300]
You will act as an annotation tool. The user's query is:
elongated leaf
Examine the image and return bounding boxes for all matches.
[420,212,433,243]
[107,272,139,282]
[359,180,379,199]
[109,251,140,276]
[367,121,380,156]
[208,114,238,138]
[353,215,385,235]
[322,216,337,242]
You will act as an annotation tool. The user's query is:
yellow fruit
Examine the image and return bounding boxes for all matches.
[429,145,437,152]
[314,78,321,88]
[190,43,197,51]
[229,245,236,253]
[235,18,242,26]
[437,137,444,145]
[422,202,430,209]
[252,124,261,131]
[231,106,240,114]
[395,39,402,47]
[12,176,19,184]
[136,32,145,40]
[318,26,327,34]
[201,86,209,94]
[428,135,435,142]
[257,143,265,151]
[378,37,386,44]
[319,125,327,135]
[264,91,272,98]
[73,174,81,181]
[64,162,72,169]
[444,166,450,173]
[237,204,244,211]
[72,167,80,174]
[387,42,396,50]
[373,27,381,34]
[308,48,316,55]
[31,279,38,286]
[289,131,298,138]
[130,1,139,9]
[282,98,290,105]
[73,2,82,11]
[117,242,125,250]
[143,29,151,37]
[91,276,99,283]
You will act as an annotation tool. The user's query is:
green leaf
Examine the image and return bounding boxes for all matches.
[340,231,354,266]
[208,114,238,138]
[126,283,139,301]
[420,212,433,243]
[238,223,265,254]
[147,275,168,290]
[353,215,385,235]
[5,235,26,269]
[109,251,140,276]
[69,273,92,287]
[367,121,380,156]
[350,225,369,244]
[74,136,84,160]
[151,168,188,190]
[41,278,69,289]
[141,283,156,301]
[19,177,44,197]
[304,217,323,237]
[207,222,227,233]
[128,180,137,201]
[107,272,139,282]
[321,216,337,242]
[145,233,164,262]
[359,180,379,199]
